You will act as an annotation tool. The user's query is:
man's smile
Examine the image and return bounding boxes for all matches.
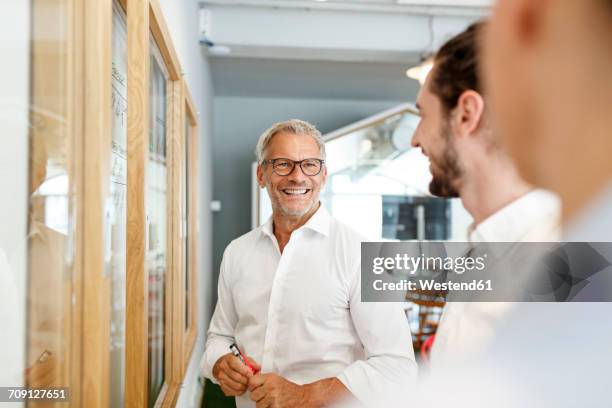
[281,188,311,196]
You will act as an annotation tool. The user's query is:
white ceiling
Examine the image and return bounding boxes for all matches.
[205,0,488,101]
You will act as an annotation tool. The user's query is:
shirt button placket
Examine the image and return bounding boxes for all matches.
[261,242,292,372]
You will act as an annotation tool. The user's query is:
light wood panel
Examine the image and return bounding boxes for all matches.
[149,0,182,81]
[81,0,113,407]
[183,82,199,371]
[71,0,85,405]
[172,79,186,402]
[148,3,191,406]
[125,1,150,408]
[155,77,182,408]
[127,1,188,406]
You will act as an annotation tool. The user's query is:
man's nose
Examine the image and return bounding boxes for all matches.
[411,130,421,148]
[287,163,308,182]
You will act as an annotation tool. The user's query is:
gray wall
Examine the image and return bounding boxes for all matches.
[212,96,404,289]
[157,1,214,406]
[1,0,30,387]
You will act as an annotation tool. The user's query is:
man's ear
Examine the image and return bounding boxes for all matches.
[256,164,266,188]
[505,0,550,46]
[454,90,486,138]
[320,164,328,187]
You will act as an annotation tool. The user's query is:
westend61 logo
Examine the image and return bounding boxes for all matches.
[372,253,487,275]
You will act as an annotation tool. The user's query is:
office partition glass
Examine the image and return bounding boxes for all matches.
[320,107,472,241]
[26,0,77,404]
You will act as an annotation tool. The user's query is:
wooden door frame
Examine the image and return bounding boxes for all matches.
[125,0,185,407]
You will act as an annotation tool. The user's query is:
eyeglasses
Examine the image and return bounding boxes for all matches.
[261,158,325,176]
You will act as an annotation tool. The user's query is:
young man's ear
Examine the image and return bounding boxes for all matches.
[454,90,486,138]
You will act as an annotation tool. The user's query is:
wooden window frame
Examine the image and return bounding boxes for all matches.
[122,0,186,407]
[27,0,113,407]
[28,0,192,406]
[81,0,112,406]
[27,1,90,407]
[182,83,199,373]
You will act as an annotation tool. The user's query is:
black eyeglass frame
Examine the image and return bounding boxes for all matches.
[261,158,326,176]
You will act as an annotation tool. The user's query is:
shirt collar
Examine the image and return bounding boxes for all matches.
[261,216,274,239]
[261,203,331,239]
[301,204,331,237]
[469,189,561,245]
[564,183,612,241]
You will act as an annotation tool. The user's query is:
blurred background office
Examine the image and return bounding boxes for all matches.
[1,1,488,407]
[208,3,486,384]
[207,0,487,304]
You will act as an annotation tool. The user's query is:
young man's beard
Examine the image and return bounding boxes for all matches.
[429,125,462,198]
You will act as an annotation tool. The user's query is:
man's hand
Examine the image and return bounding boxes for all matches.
[212,353,261,397]
[248,373,316,408]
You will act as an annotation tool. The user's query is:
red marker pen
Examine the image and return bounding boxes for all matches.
[230,343,259,374]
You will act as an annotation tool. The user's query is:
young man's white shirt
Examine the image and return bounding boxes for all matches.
[201,205,417,407]
[429,189,561,372]
[420,184,612,407]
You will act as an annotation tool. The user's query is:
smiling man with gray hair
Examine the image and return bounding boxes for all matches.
[201,119,417,408]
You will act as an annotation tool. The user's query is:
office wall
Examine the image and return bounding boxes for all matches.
[157,1,214,406]
[0,0,29,394]
[211,95,403,293]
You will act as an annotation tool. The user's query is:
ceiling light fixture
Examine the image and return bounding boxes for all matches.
[406,15,435,85]
[406,58,434,85]
[200,37,232,56]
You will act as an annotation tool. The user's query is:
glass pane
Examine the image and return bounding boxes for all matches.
[320,109,473,241]
[147,37,168,407]
[109,2,128,406]
[26,0,76,402]
[184,111,190,332]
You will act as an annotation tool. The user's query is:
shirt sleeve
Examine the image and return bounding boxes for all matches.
[200,246,238,383]
[336,259,418,406]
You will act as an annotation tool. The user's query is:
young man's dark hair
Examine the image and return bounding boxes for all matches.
[429,22,485,115]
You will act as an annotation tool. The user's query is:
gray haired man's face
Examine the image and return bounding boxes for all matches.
[257,132,327,219]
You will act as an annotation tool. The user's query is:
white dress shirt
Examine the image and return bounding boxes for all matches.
[413,185,612,408]
[201,205,417,407]
[429,189,561,372]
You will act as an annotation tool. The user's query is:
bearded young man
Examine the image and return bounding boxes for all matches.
[413,2,612,406]
[200,119,416,408]
[410,22,561,372]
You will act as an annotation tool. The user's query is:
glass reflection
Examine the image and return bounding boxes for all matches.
[147,36,168,407]
[26,0,75,404]
[109,2,128,406]
[320,106,472,241]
